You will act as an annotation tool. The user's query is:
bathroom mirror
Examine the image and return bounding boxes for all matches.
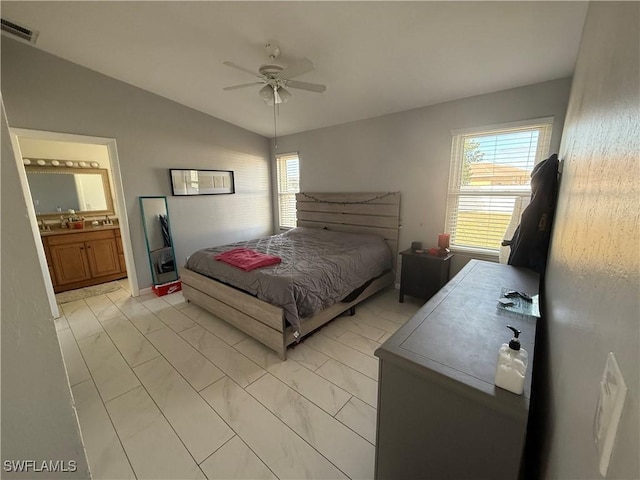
[25,166,115,219]
[139,196,178,285]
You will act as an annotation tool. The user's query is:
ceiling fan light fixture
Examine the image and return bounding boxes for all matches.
[278,87,292,104]
[259,85,274,103]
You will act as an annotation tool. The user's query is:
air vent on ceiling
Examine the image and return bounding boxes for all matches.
[1,18,39,44]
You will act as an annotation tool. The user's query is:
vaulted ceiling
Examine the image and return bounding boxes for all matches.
[2,1,588,137]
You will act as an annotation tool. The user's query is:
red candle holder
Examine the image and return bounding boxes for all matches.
[437,233,450,256]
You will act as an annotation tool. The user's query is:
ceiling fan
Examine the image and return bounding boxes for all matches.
[223,43,326,105]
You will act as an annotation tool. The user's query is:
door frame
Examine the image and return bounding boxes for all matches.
[9,128,139,317]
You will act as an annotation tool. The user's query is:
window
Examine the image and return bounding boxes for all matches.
[276,152,300,229]
[445,118,553,254]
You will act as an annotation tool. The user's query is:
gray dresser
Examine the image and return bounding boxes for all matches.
[374,260,539,480]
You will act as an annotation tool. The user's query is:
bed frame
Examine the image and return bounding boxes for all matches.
[180,192,401,359]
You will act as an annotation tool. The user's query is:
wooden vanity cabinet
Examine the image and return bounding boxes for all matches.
[115,228,127,274]
[42,228,126,293]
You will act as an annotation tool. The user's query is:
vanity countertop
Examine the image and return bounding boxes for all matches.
[40,224,119,237]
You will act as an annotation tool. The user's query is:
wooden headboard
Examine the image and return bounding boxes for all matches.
[296,192,401,268]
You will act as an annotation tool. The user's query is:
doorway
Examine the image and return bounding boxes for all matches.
[9,128,139,317]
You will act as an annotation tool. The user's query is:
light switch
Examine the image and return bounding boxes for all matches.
[594,352,628,477]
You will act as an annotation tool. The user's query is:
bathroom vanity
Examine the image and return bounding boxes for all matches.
[41,226,127,293]
[24,161,127,293]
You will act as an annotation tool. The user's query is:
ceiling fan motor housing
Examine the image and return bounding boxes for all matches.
[258,64,284,76]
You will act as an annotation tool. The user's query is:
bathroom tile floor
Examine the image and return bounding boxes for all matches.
[56,281,423,479]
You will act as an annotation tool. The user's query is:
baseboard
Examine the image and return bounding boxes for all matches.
[137,286,153,296]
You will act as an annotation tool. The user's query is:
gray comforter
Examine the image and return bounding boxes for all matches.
[184,227,393,334]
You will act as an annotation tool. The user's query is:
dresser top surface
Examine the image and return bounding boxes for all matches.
[376,260,540,405]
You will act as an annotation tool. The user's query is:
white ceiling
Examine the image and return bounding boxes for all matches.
[2,1,588,138]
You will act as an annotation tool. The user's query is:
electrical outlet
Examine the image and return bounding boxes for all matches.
[593,352,628,477]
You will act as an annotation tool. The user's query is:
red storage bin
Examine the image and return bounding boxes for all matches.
[152,279,182,297]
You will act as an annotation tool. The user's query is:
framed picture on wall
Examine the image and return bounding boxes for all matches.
[169,169,235,196]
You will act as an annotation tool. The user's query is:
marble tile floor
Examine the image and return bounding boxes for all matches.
[56,281,423,480]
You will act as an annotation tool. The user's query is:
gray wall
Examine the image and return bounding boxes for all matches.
[272,78,572,277]
[1,37,272,289]
[543,2,639,478]
[1,102,90,478]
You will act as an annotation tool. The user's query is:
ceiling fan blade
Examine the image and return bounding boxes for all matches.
[223,82,263,91]
[286,80,326,93]
[223,61,261,78]
[280,58,314,79]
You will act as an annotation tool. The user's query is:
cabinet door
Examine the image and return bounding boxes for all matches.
[115,229,127,273]
[41,238,58,287]
[85,238,121,277]
[401,257,441,300]
[48,266,58,287]
[50,242,92,285]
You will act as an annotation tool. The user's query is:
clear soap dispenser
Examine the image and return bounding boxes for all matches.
[495,325,528,395]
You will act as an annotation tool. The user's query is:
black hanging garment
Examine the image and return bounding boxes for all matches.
[502,154,559,273]
[158,214,172,247]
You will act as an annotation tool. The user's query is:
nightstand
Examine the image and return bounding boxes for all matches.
[398,249,452,302]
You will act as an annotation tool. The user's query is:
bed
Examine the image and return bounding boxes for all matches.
[180,192,401,359]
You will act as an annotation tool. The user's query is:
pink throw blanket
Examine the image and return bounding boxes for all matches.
[214,248,282,272]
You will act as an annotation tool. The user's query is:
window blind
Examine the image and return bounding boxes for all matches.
[276,153,300,229]
[445,119,553,254]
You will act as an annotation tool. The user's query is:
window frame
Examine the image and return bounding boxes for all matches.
[445,117,554,256]
[275,152,300,230]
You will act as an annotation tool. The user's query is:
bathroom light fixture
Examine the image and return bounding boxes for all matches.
[22,158,102,169]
